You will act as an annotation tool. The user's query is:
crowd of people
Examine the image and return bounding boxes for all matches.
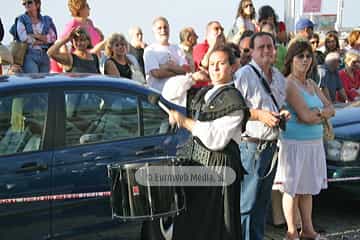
[1,0,360,240]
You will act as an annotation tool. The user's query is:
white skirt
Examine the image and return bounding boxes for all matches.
[273,138,328,197]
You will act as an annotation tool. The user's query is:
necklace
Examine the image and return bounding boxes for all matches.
[290,73,307,86]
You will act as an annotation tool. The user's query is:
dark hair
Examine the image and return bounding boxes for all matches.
[210,45,237,65]
[236,0,255,20]
[283,38,314,77]
[240,30,254,41]
[249,31,275,49]
[73,28,93,49]
[325,32,340,53]
[226,42,241,58]
[312,33,320,41]
[258,5,278,25]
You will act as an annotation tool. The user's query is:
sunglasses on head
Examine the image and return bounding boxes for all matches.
[296,53,312,59]
[22,0,34,6]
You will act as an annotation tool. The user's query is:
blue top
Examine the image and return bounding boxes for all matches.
[281,86,323,140]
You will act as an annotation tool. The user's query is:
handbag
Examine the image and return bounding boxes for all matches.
[9,41,27,66]
[9,18,28,66]
[322,117,335,141]
[0,44,13,65]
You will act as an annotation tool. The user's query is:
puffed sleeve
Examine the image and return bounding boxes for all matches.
[192,110,244,151]
[162,74,193,107]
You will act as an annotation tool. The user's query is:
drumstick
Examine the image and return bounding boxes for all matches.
[148,94,171,115]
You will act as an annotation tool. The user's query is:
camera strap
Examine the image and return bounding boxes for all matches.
[248,64,280,112]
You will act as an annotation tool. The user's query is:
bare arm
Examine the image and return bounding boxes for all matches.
[338,88,349,103]
[89,39,106,55]
[47,39,73,67]
[149,69,179,79]
[168,110,195,132]
[104,59,120,77]
[310,80,335,119]
[286,80,322,124]
[249,109,280,128]
[320,87,332,103]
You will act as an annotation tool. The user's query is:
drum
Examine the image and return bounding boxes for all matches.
[107,156,186,221]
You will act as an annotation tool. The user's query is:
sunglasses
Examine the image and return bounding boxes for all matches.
[296,53,312,59]
[310,41,319,45]
[244,3,253,8]
[22,0,34,6]
[240,48,250,54]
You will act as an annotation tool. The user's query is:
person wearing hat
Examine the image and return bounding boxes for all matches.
[295,18,314,40]
[318,52,349,103]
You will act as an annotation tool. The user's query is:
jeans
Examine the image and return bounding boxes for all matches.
[239,140,277,240]
[23,48,50,73]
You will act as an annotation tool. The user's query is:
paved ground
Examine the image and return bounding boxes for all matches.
[265,188,360,240]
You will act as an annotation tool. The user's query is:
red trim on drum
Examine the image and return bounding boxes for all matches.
[0,191,111,205]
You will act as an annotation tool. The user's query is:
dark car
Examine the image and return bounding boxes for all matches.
[325,102,360,196]
[0,73,187,239]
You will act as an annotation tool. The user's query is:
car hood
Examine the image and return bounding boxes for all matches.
[331,106,360,141]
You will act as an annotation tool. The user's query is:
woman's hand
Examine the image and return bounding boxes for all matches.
[32,34,48,43]
[168,110,195,132]
[63,27,80,43]
[319,106,335,119]
[168,110,185,127]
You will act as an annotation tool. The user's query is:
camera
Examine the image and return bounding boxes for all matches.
[277,115,286,131]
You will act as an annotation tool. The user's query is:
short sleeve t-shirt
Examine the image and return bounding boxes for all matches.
[143,43,187,91]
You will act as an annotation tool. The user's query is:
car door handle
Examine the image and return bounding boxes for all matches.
[81,151,114,161]
[136,146,165,156]
[16,162,48,174]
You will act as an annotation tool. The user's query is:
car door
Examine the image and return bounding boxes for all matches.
[50,87,175,239]
[0,92,52,240]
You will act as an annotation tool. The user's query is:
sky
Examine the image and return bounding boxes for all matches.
[1,0,359,45]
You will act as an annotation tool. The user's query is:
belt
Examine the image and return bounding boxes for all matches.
[241,136,276,144]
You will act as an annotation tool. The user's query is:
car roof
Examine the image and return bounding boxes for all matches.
[0,73,158,95]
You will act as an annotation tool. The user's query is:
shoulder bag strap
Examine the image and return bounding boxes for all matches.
[248,64,280,111]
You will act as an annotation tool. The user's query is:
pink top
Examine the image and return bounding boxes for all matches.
[339,69,360,101]
[61,18,102,47]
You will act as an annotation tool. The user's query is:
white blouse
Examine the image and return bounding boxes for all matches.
[163,75,244,151]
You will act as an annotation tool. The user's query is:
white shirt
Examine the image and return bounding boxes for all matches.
[192,84,244,151]
[234,60,286,140]
[143,43,188,92]
[162,74,193,107]
[162,77,244,151]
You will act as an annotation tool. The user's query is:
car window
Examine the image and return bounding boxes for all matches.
[141,98,171,136]
[0,93,48,156]
[64,91,139,146]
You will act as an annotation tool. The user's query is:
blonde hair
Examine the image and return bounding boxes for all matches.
[344,50,360,67]
[68,0,87,17]
[105,33,130,60]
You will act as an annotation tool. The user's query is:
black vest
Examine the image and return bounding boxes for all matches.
[178,84,249,169]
